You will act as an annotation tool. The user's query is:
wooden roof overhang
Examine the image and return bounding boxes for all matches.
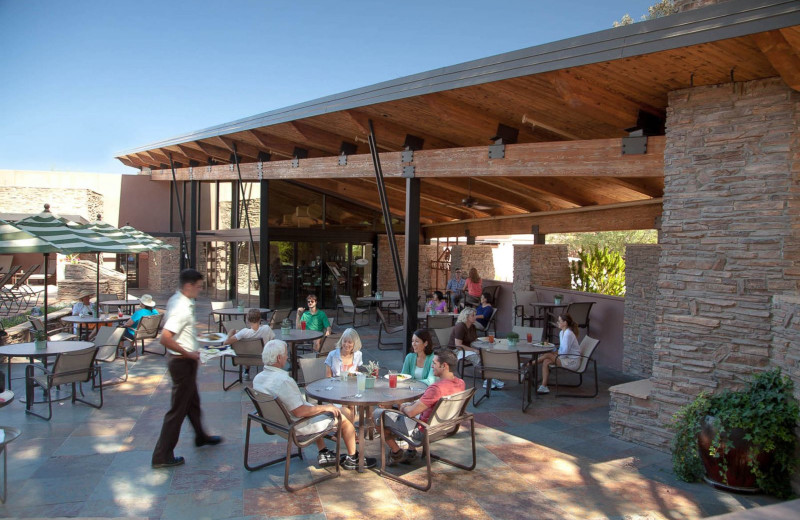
[116,0,800,238]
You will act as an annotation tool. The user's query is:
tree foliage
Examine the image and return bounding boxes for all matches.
[614,0,677,27]
[547,229,657,258]
[569,246,626,296]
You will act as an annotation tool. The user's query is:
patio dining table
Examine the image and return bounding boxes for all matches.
[210,307,272,331]
[99,299,140,315]
[61,314,130,340]
[0,340,95,392]
[471,338,556,398]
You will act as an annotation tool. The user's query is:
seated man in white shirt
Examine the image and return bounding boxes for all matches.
[252,339,376,470]
[223,308,275,380]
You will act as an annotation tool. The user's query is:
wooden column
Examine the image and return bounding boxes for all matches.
[404,177,420,353]
[260,180,270,309]
[229,183,239,301]
[190,180,198,269]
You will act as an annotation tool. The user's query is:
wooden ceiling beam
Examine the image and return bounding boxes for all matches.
[251,127,330,157]
[213,136,262,162]
[752,29,800,92]
[287,121,355,155]
[603,177,663,198]
[423,178,532,213]
[174,144,212,165]
[423,199,663,238]
[342,109,460,150]
[380,179,479,219]
[245,130,296,159]
[194,141,236,163]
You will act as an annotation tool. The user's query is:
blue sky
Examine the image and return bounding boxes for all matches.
[0,1,656,174]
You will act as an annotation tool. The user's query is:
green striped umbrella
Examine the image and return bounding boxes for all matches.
[85,218,152,298]
[119,225,175,251]
[0,219,60,254]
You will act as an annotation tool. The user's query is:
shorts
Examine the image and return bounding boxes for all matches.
[373,409,424,446]
[559,355,581,371]
[294,412,337,437]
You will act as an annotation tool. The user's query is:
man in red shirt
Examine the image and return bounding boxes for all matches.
[373,349,465,465]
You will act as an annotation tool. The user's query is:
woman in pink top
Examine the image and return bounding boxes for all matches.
[464,267,483,306]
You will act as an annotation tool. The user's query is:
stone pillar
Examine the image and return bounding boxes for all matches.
[513,245,533,295]
[450,245,495,280]
[147,236,182,293]
[623,244,661,378]
[530,245,570,288]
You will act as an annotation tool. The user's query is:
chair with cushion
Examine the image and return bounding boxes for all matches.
[123,313,164,358]
[25,346,103,420]
[550,336,600,398]
[473,349,532,412]
[376,308,403,350]
[93,326,128,386]
[243,387,341,492]
[335,295,369,328]
[514,290,538,326]
[221,337,264,391]
[377,387,476,491]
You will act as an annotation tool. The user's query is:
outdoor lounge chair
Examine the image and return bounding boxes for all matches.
[0,266,23,314]
[27,261,56,286]
[376,308,403,350]
[92,326,128,387]
[550,336,600,398]
[122,313,163,358]
[243,387,342,492]
[473,348,532,412]
[335,295,369,328]
[25,345,103,420]
[221,337,264,391]
[1,264,41,313]
[377,387,476,491]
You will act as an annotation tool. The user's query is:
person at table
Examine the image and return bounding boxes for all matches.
[463,267,483,306]
[424,291,447,314]
[373,348,465,465]
[474,291,493,329]
[123,293,159,342]
[296,293,331,352]
[449,307,503,389]
[223,308,275,346]
[71,290,98,339]
[536,313,581,394]
[445,267,466,310]
[254,339,375,470]
[324,328,363,378]
[399,329,437,386]
[152,269,222,469]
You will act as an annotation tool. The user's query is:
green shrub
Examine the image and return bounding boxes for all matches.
[570,246,626,296]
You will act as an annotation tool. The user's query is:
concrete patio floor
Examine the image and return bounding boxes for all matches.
[0,293,780,519]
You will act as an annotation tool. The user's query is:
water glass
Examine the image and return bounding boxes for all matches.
[340,370,349,382]
[356,373,366,391]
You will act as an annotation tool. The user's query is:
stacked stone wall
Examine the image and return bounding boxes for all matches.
[770,295,800,400]
[59,261,125,302]
[513,245,533,295]
[0,187,102,222]
[376,236,437,297]
[449,245,495,282]
[623,245,661,377]
[147,237,181,293]
[530,245,570,289]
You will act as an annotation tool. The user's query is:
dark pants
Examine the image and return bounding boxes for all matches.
[152,356,208,464]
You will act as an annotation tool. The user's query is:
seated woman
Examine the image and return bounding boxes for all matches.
[425,291,447,313]
[535,313,581,394]
[324,328,363,377]
[449,307,504,389]
[463,267,483,307]
[296,293,331,351]
[122,294,160,355]
[71,290,98,339]
[474,291,493,330]
[399,329,437,386]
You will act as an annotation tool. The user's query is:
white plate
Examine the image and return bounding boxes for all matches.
[383,373,411,381]
[197,333,227,345]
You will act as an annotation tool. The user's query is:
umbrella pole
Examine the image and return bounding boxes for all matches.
[124,255,129,300]
[96,253,101,313]
[43,253,49,330]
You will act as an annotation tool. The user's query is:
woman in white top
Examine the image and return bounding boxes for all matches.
[536,313,581,394]
[324,328,363,377]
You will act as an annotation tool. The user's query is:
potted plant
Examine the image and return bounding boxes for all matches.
[670,368,799,498]
[280,318,292,336]
[506,332,519,347]
[553,294,564,305]
[237,300,244,312]
[364,360,379,388]
[33,329,47,350]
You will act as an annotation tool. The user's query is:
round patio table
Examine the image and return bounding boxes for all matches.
[0,426,21,503]
[61,315,130,340]
[100,299,140,314]
[471,338,555,398]
[273,329,324,380]
[210,307,271,330]
[0,341,95,391]
[305,376,426,472]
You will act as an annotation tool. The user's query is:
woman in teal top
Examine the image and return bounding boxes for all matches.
[399,329,436,386]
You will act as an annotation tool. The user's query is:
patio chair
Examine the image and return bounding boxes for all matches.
[377,387,476,491]
[1,264,41,312]
[0,266,22,315]
[315,331,342,358]
[512,325,544,343]
[92,326,128,387]
[335,295,369,328]
[122,313,163,358]
[222,319,247,335]
[432,326,453,349]
[28,316,77,342]
[98,293,118,303]
[298,356,327,386]
[243,387,342,492]
[473,348,532,412]
[25,346,103,420]
[27,261,57,286]
[513,290,538,326]
[547,301,595,341]
[208,300,233,330]
[269,308,293,329]
[376,308,403,350]
[221,337,264,391]
[550,336,600,398]
[474,307,498,337]
[426,314,454,330]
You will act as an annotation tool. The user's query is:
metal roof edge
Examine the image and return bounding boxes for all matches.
[116,0,800,158]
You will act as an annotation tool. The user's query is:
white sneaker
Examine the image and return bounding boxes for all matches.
[482,379,488,389]
[537,385,550,394]
[492,379,505,389]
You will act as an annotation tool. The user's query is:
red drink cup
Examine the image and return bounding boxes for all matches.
[389,373,398,388]
[300,321,306,330]
[527,332,533,343]
[118,309,123,319]
[487,335,494,343]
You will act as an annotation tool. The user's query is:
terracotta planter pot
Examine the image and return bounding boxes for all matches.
[697,415,771,493]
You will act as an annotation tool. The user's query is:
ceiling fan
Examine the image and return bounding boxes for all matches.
[449,178,499,212]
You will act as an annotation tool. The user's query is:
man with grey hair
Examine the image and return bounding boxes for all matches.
[252,339,376,470]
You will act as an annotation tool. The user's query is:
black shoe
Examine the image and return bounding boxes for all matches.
[125,345,137,356]
[341,452,377,470]
[152,456,185,468]
[195,435,222,447]
[317,448,338,467]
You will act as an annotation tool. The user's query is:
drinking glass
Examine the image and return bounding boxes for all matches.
[357,373,366,391]
[388,371,398,388]
[487,334,495,344]
[340,370,349,382]
[300,321,306,331]
[526,332,533,343]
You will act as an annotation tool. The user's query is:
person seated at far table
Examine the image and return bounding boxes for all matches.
[72,290,98,340]
[296,293,331,352]
[373,348,465,465]
[449,307,503,390]
[535,313,581,395]
[445,268,466,310]
[122,294,160,354]
[425,291,447,313]
[474,291,493,329]
[399,329,437,386]
[254,339,374,470]
[324,328,363,378]
[223,308,275,380]
[463,267,483,307]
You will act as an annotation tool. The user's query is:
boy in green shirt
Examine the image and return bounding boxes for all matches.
[296,293,331,351]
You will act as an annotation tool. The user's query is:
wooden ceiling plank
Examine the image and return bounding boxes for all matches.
[753,30,800,91]
[195,140,235,163]
[343,109,461,150]
[423,177,532,213]
[495,177,586,208]
[174,144,211,165]
[213,136,262,161]
[245,130,295,159]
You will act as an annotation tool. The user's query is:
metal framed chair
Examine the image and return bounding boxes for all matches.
[377,387,476,491]
[550,336,600,398]
[335,295,369,328]
[268,308,294,329]
[474,307,498,337]
[426,314,454,330]
[298,356,327,386]
[25,346,103,420]
[28,316,77,342]
[512,325,544,343]
[123,313,163,358]
[432,326,454,349]
[514,290,538,326]
[208,300,233,330]
[222,319,247,335]
[473,348,532,412]
[93,326,128,387]
[547,301,595,341]
[243,387,341,492]
[376,308,403,350]
[221,337,264,391]
[316,331,342,358]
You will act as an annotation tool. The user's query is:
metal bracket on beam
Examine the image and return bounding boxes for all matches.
[338,152,348,166]
[229,163,235,172]
[257,161,263,180]
[403,165,415,177]
[292,158,300,168]
[207,165,212,174]
[488,143,505,159]
[622,135,648,155]
[401,149,414,163]
[188,166,194,180]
